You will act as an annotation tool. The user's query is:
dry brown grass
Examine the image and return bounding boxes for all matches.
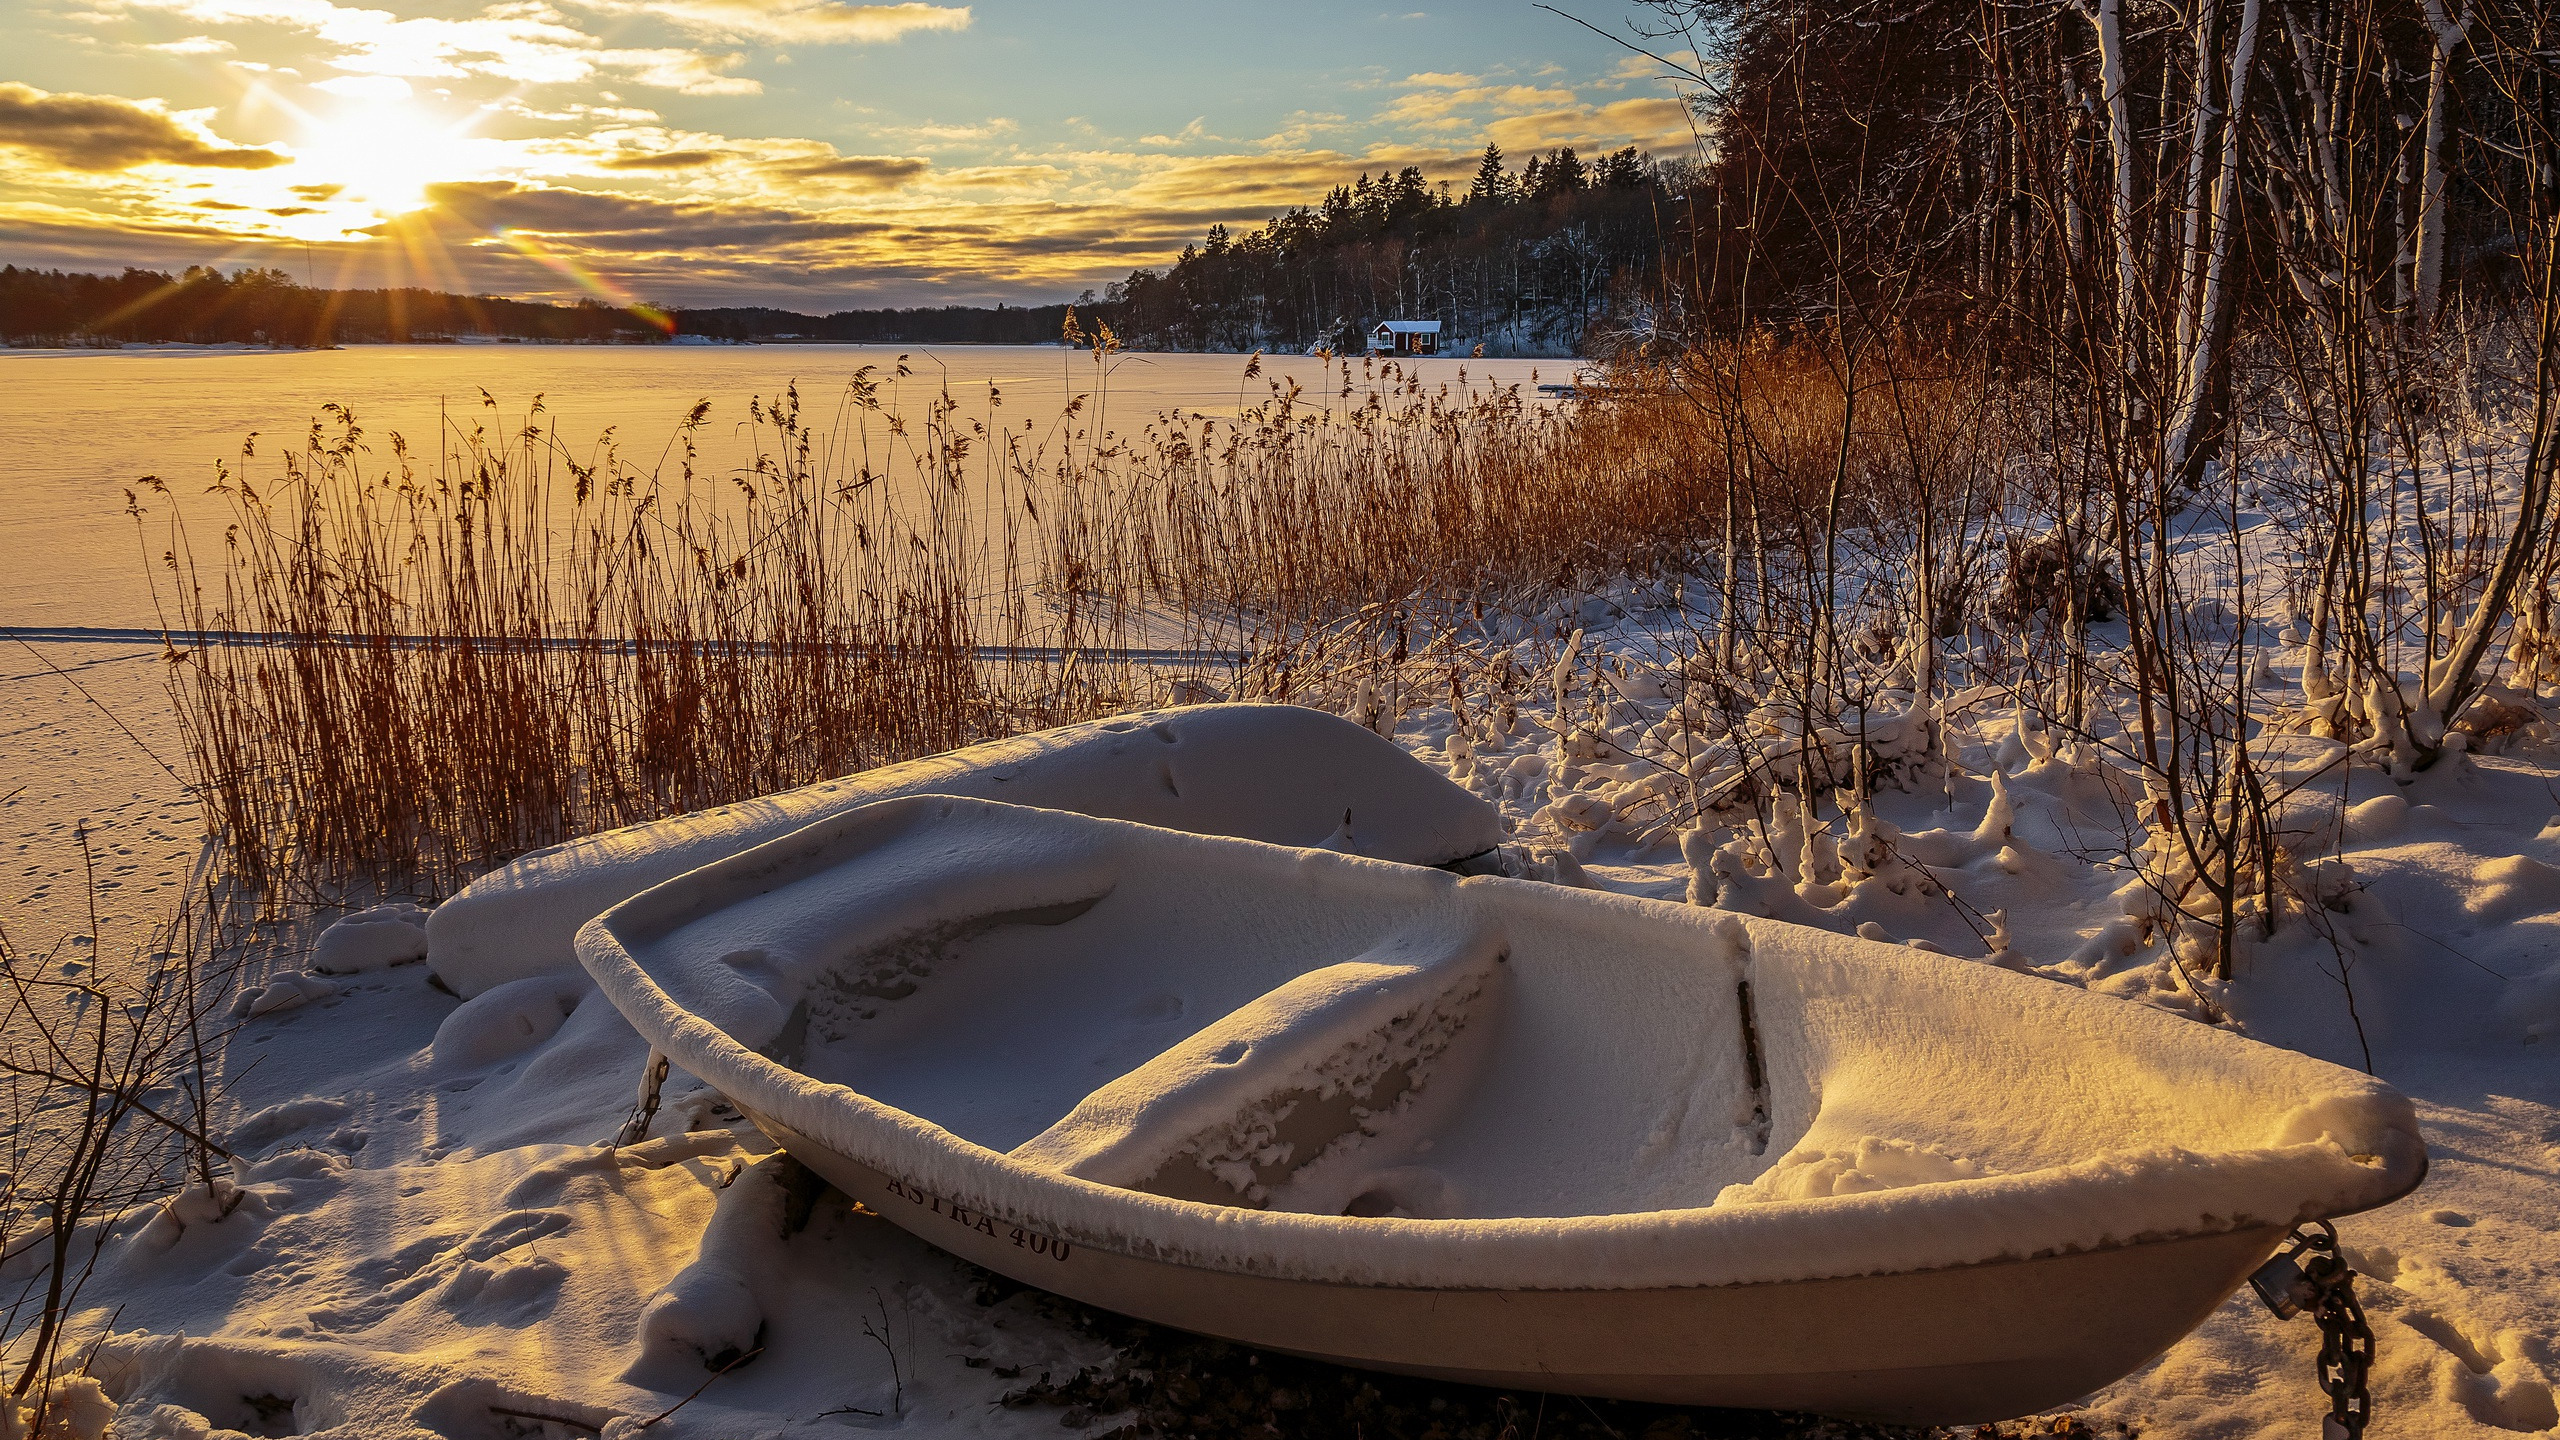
[136,367,1147,903]
[131,341,2000,904]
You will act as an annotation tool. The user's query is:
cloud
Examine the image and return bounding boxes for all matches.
[1100,145,1475,215]
[492,98,664,122]
[866,116,1015,144]
[311,73,412,99]
[1376,82,1577,129]
[592,48,762,94]
[1601,50,1709,89]
[573,0,969,44]
[116,0,761,93]
[417,177,793,236]
[124,0,593,80]
[0,81,287,171]
[596,146,728,169]
[768,152,928,188]
[144,34,235,53]
[934,163,1061,189]
[1483,96,1693,154]
[1137,117,1208,147]
[1254,110,1345,149]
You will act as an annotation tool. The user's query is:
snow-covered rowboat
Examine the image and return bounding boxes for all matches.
[579,797,2426,1424]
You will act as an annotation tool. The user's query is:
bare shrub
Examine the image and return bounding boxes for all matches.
[0,833,239,1433]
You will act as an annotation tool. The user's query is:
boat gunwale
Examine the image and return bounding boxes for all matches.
[752,1108,2327,1296]
[580,796,2430,1294]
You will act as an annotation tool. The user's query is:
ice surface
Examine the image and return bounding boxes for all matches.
[428,703,1500,997]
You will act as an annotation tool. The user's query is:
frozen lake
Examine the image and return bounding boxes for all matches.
[0,344,1562,631]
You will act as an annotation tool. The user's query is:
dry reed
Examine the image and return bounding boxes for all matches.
[138,365,1139,902]
[132,340,2002,904]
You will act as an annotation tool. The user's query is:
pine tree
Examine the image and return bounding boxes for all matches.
[1468,142,1508,204]
[1390,166,1434,226]
[1320,184,1354,238]
[1538,147,1588,196]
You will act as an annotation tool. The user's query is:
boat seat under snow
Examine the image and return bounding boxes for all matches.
[580,796,2426,1423]
[429,704,1500,996]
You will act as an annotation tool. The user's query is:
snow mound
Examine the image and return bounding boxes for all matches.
[431,972,596,1072]
[2464,853,2560,923]
[2345,791,2411,843]
[429,704,1500,997]
[308,903,429,975]
[90,1333,617,1440]
[1011,918,1506,1205]
[229,971,337,1018]
[1722,1137,1994,1204]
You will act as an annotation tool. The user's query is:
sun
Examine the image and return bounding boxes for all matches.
[293,95,494,217]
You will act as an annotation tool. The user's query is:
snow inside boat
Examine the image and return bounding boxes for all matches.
[429,704,1501,997]
[579,796,2427,1424]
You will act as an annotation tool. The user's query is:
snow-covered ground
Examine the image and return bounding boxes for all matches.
[3,602,2555,1437]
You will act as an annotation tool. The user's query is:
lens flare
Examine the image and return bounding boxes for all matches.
[495,229,675,333]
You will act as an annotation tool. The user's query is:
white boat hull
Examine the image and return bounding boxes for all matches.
[768,1120,2279,1423]
[582,795,2426,1425]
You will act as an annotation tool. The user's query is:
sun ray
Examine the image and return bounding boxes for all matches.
[491,228,674,332]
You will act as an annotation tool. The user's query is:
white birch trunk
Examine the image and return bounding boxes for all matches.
[2174,0,2225,360]
[2094,0,2144,349]
[2284,6,2350,249]
[2061,67,2090,282]
[2162,0,2264,487]
[2415,0,2471,323]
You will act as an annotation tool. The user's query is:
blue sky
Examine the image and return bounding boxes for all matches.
[0,1,1708,307]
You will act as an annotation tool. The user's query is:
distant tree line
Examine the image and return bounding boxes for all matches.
[1093,145,1695,354]
[0,265,659,345]
[0,264,1074,348]
[670,303,1071,345]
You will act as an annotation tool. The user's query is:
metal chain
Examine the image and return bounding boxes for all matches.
[2312,1250,2375,1440]
[2247,1220,2374,1440]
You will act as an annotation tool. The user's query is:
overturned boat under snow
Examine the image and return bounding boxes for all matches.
[579,796,2426,1424]
[429,703,1501,997]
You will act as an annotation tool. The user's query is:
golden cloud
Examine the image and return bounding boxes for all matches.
[573,0,970,44]
[1484,96,1693,155]
[0,82,286,171]
[117,0,762,93]
[933,163,1063,189]
[1376,83,1579,128]
[767,152,929,189]
[596,147,731,169]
